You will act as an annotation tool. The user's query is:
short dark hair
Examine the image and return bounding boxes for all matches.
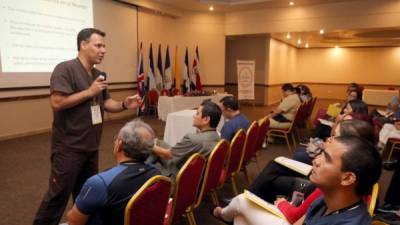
[200,100,222,128]
[339,120,375,144]
[336,136,382,197]
[282,83,295,92]
[220,96,239,111]
[77,28,106,51]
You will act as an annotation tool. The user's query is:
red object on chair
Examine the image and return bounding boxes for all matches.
[239,121,259,184]
[124,175,172,225]
[255,116,270,152]
[161,89,169,96]
[191,140,230,224]
[164,154,206,225]
[218,129,246,196]
[148,89,159,116]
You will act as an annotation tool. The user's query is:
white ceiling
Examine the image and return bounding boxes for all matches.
[149,0,400,48]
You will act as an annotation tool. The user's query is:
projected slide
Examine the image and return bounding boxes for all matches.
[0,0,93,72]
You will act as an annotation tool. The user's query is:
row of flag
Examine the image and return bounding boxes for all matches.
[136,43,202,102]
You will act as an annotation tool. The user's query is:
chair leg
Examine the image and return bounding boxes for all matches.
[210,190,220,206]
[188,211,197,225]
[388,144,395,161]
[291,132,297,149]
[186,212,193,225]
[243,166,252,185]
[284,134,292,153]
[231,175,239,196]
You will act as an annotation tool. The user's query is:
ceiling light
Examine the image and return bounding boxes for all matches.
[297,39,302,44]
[319,29,324,35]
[335,45,339,49]
[305,43,309,48]
[286,33,291,39]
[209,5,214,11]
[289,1,294,6]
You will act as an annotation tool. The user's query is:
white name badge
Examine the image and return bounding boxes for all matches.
[91,105,103,125]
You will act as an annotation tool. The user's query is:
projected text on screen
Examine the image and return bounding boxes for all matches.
[0,0,93,72]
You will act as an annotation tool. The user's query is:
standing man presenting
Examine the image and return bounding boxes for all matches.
[33,28,141,225]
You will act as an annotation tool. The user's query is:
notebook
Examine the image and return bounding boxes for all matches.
[274,156,313,176]
[243,190,287,220]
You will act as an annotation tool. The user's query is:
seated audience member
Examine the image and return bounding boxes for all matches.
[66,120,160,225]
[269,83,301,129]
[150,100,221,178]
[377,110,400,149]
[313,99,369,140]
[346,82,363,99]
[250,119,374,203]
[213,136,382,225]
[295,84,313,102]
[370,92,400,124]
[219,96,250,141]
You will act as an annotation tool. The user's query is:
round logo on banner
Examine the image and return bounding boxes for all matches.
[238,67,252,88]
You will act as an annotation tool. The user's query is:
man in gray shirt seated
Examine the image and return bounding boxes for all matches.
[149,100,222,178]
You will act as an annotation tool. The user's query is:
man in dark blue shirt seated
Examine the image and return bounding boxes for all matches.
[66,119,160,225]
[219,96,250,141]
[302,136,382,225]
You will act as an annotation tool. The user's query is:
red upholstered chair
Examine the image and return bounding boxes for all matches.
[171,88,180,96]
[161,88,170,96]
[313,108,328,127]
[164,153,206,225]
[306,97,317,128]
[124,175,172,225]
[255,116,270,152]
[239,121,259,184]
[218,129,246,196]
[191,140,230,225]
[267,102,306,152]
[148,89,159,117]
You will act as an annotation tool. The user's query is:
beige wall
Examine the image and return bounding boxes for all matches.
[138,10,226,85]
[225,0,400,35]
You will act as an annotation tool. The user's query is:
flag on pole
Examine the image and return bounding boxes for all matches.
[192,46,202,91]
[136,42,146,112]
[155,44,163,91]
[174,46,181,93]
[147,43,156,91]
[164,45,173,90]
[182,47,191,94]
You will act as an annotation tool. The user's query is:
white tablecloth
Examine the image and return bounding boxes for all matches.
[163,109,224,146]
[158,93,231,121]
[362,89,398,106]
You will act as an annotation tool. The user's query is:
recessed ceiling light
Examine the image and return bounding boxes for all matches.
[209,5,214,11]
[286,33,291,39]
[305,43,309,48]
[319,29,324,35]
[297,39,302,44]
[289,1,294,6]
[335,45,339,49]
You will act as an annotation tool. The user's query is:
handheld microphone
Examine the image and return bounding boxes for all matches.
[99,72,107,81]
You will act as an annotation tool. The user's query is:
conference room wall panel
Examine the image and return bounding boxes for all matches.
[138,10,226,86]
[225,0,400,35]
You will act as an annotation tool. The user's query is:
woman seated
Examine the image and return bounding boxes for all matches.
[313,98,368,140]
[295,84,313,102]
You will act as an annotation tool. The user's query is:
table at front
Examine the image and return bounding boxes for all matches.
[158,94,230,121]
[362,89,398,106]
[163,109,223,146]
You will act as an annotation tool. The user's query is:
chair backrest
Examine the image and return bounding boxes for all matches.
[223,129,246,182]
[240,121,259,167]
[149,89,159,104]
[168,154,206,225]
[161,89,170,96]
[171,88,180,96]
[294,102,309,127]
[194,139,230,208]
[125,175,172,225]
[255,116,270,151]
[313,108,327,126]
[307,97,317,118]
[366,183,379,216]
